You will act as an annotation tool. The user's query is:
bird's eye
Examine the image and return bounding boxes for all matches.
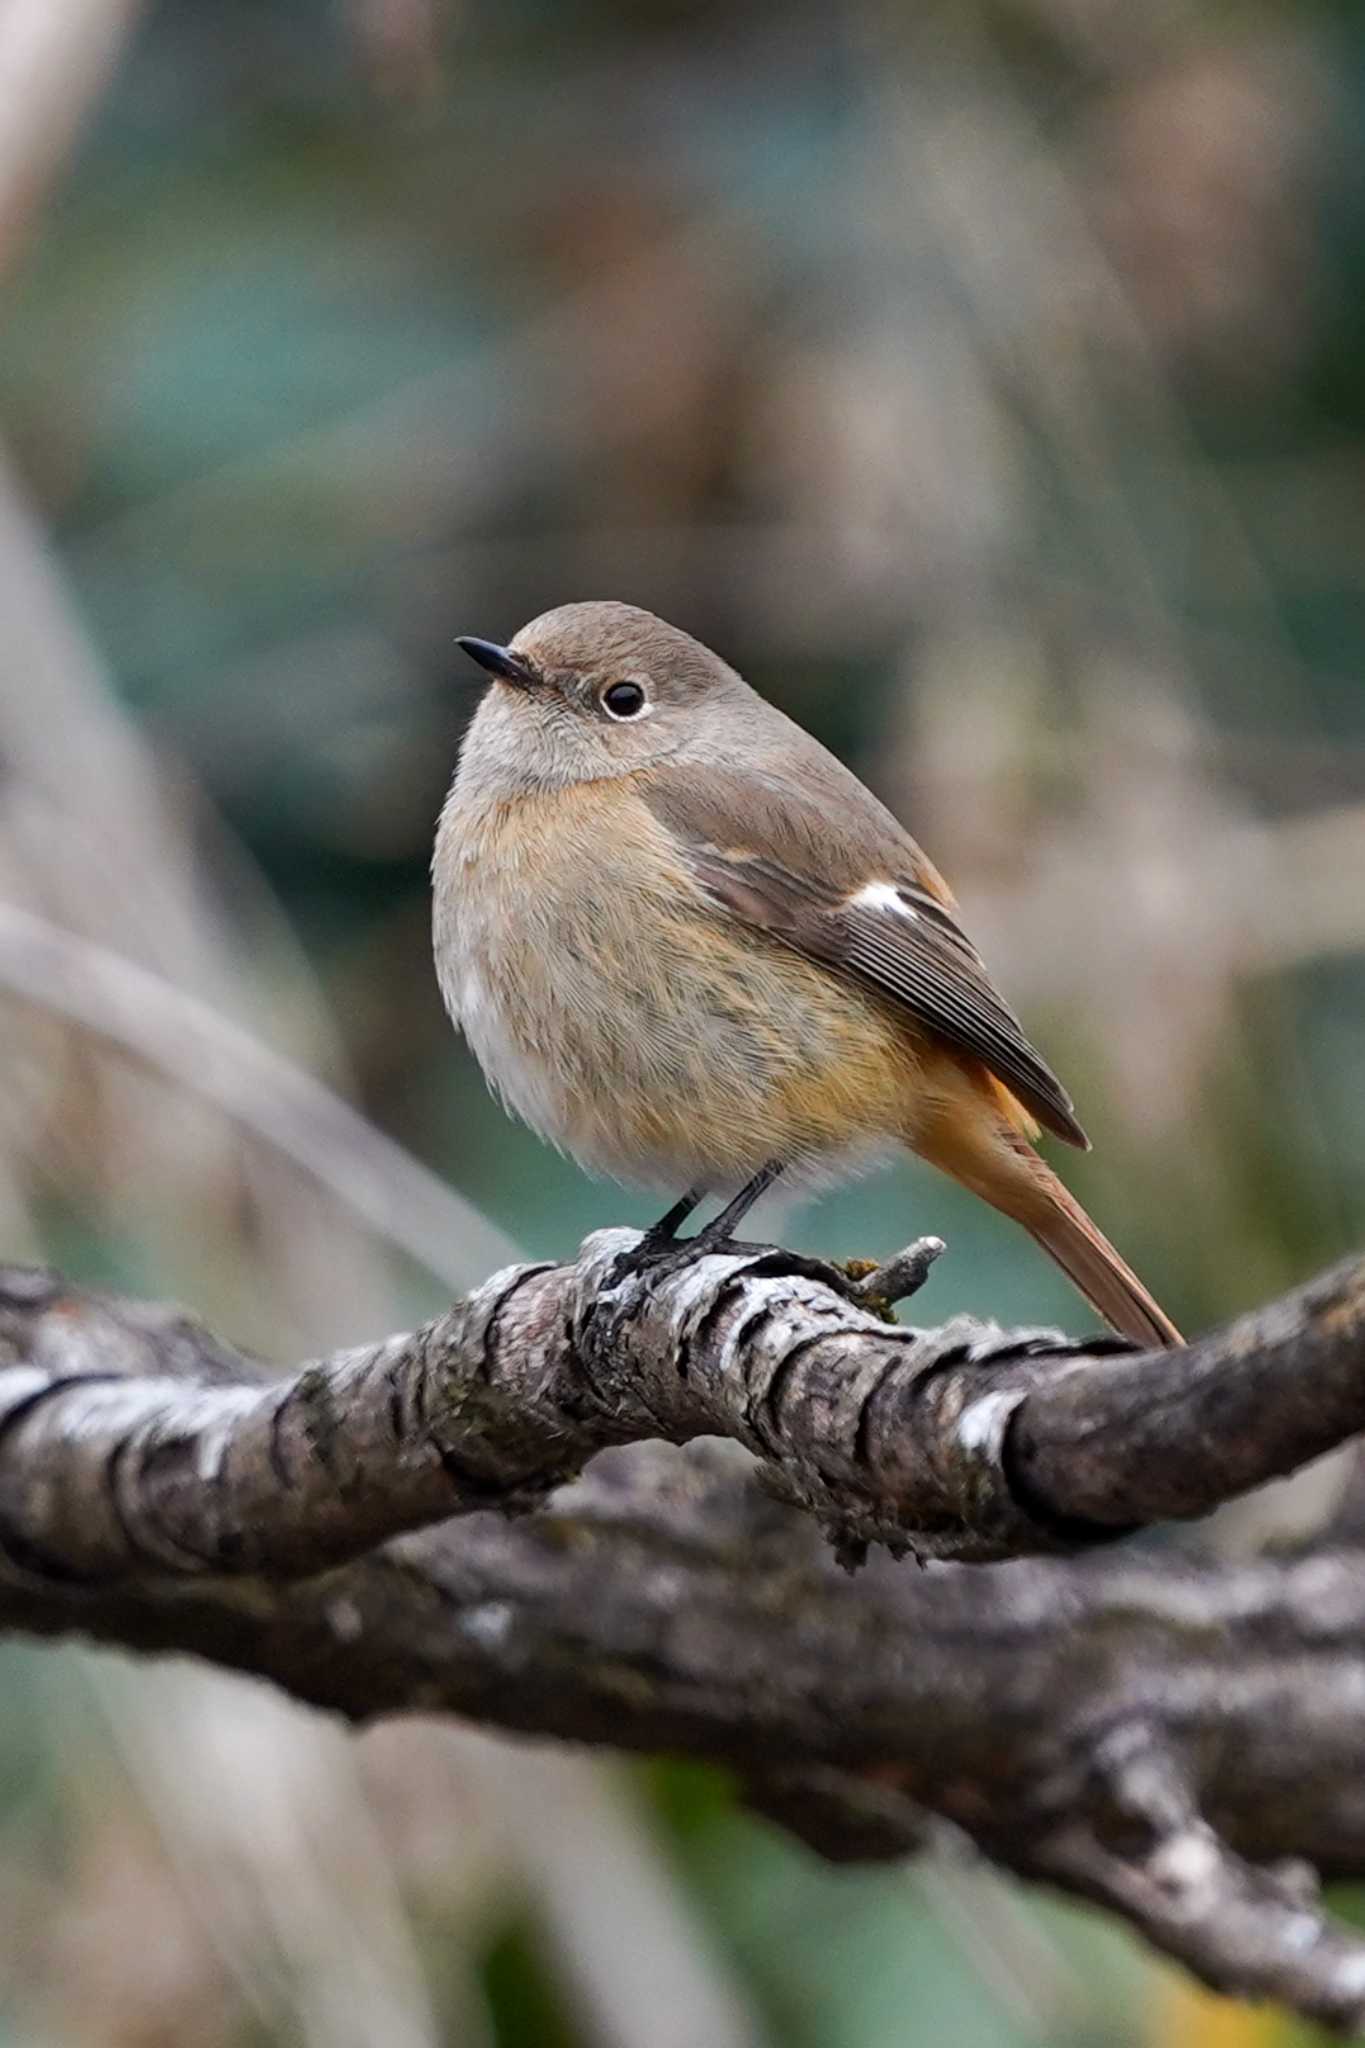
[601,680,647,720]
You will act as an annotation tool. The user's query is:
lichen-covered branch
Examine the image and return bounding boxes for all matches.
[3,1234,1364,1577]
[5,1244,1365,2028]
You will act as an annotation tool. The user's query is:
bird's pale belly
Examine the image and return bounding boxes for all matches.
[454,919,926,1190]
[435,788,926,1192]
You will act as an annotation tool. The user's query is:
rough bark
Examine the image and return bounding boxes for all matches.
[4,1240,1365,2030]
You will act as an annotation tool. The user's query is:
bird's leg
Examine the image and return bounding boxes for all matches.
[693,1160,784,1244]
[631,1162,785,1263]
[615,1163,923,1311]
[609,1185,706,1282]
[695,1162,915,1305]
[644,1186,706,1246]
[609,1172,781,1285]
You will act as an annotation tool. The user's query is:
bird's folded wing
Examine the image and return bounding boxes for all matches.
[641,765,1088,1149]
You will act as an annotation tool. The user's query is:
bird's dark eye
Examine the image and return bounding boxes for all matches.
[601,680,647,720]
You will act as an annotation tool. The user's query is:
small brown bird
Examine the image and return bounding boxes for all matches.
[434,601,1181,1347]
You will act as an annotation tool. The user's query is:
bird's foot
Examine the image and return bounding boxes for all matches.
[607,1221,712,1286]
[609,1221,839,1292]
[691,1233,871,1301]
[713,1234,946,1312]
[609,1226,946,1313]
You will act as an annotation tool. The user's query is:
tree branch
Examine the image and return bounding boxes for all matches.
[5,1242,1365,2028]
[4,1233,1363,1577]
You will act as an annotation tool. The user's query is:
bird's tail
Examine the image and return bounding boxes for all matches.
[915,1089,1183,1349]
[1003,1152,1181,1348]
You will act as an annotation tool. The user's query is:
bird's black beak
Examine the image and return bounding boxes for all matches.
[457,636,538,689]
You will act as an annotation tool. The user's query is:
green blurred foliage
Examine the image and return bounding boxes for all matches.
[482,1919,589,2048]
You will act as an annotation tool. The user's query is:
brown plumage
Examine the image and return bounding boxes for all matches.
[434,601,1182,1349]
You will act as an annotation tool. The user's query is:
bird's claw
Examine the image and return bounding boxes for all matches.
[609,1229,946,1313]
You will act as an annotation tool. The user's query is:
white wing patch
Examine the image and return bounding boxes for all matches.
[849,881,919,920]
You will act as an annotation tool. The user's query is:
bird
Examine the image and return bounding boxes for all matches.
[433,600,1181,1348]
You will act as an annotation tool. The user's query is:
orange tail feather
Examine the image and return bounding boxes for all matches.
[1003,1154,1182,1348]
[915,1089,1183,1349]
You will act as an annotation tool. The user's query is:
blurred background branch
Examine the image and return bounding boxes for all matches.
[0,0,146,276]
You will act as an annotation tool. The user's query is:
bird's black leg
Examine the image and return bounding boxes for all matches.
[695,1160,784,1243]
[693,1160,871,1302]
[610,1185,705,1282]
[621,1162,782,1272]
[611,1160,875,1305]
[645,1186,705,1245]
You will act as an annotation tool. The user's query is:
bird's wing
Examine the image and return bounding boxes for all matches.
[641,758,1088,1149]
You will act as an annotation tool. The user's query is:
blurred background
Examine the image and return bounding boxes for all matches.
[0,0,1361,2040]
